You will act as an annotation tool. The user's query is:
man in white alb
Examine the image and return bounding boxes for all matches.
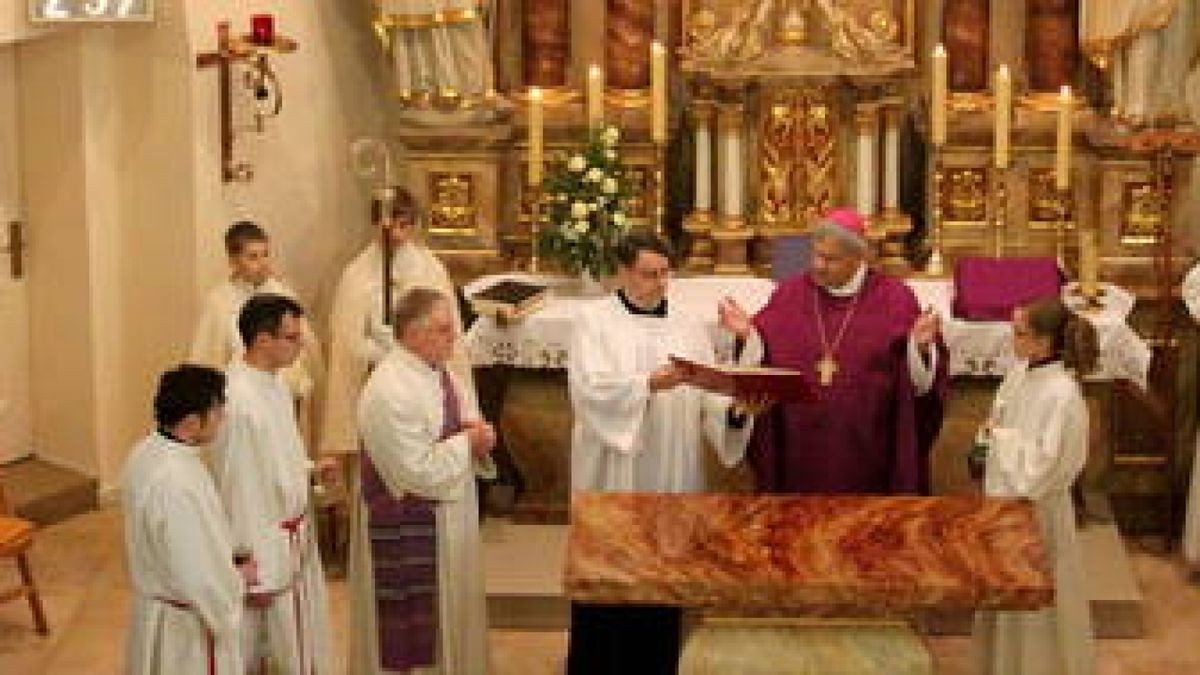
[210,294,333,674]
[190,220,323,447]
[565,233,753,675]
[567,233,751,493]
[123,365,252,675]
[352,287,494,674]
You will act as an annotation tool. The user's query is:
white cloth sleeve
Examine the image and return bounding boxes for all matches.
[359,393,474,502]
[906,334,937,396]
[984,396,1081,501]
[568,313,652,457]
[158,488,243,644]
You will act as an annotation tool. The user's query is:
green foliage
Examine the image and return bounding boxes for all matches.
[538,125,635,277]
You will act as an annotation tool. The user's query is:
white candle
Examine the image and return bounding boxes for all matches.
[994,65,1011,169]
[695,114,712,211]
[651,41,667,143]
[527,87,543,187]
[883,110,900,210]
[1056,85,1072,190]
[931,44,947,147]
[587,64,604,132]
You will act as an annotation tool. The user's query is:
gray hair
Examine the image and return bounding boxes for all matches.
[809,221,869,258]
[391,286,450,337]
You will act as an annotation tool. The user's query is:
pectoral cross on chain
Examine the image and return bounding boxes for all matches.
[816,354,838,387]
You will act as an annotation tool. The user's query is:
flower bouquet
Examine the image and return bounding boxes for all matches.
[538,125,635,281]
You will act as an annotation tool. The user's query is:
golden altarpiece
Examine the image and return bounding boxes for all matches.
[368,0,1200,533]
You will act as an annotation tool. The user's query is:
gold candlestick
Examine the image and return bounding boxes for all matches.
[926,147,945,275]
[654,140,666,237]
[528,187,542,273]
[991,167,1008,257]
[1055,188,1068,268]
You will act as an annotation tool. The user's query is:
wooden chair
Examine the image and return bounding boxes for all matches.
[0,474,48,634]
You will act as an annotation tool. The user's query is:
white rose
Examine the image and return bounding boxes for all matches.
[588,202,598,212]
[605,150,616,161]
[568,155,587,172]
[612,212,627,227]
[563,226,579,241]
[602,126,620,145]
[571,201,589,219]
[596,196,608,206]
[586,167,604,183]
[601,177,618,195]
[574,219,590,234]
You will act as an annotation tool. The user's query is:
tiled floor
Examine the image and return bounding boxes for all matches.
[1,506,1199,673]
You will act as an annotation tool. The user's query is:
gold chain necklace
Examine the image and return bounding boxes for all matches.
[813,285,862,386]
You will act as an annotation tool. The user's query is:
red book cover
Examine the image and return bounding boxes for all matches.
[669,356,813,403]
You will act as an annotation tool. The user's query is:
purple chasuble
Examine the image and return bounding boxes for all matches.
[361,366,463,671]
[749,271,948,494]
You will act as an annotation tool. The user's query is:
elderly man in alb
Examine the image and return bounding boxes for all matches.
[719,208,947,495]
[122,364,250,675]
[351,287,495,674]
[189,220,323,444]
[210,294,333,674]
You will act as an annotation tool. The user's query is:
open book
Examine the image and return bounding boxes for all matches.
[669,356,812,403]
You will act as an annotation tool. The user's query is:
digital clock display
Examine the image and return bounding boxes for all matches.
[30,0,153,22]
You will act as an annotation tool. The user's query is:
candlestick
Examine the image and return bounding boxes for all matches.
[587,64,604,132]
[651,41,667,144]
[251,14,274,46]
[1056,85,1072,190]
[527,87,544,187]
[994,65,1011,169]
[927,147,945,275]
[931,44,947,147]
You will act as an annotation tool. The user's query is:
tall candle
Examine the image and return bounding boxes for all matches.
[528,87,544,187]
[651,41,667,143]
[587,64,604,132]
[994,65,1011,169]
[931,44,947,147]
[1056,85,1072,190]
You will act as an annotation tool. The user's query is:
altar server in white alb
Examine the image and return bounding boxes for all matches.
[189,220,323,444]
[123,365,251,675]
[322,187,471,460]
[1181,262,1200,570]
[974,296,1096,675]
[210,294,333,674]
[568,233,752,493]
[352,287,495,674]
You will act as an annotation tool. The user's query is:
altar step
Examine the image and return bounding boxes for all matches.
[0,457,98,526]
[482,502,1144,638]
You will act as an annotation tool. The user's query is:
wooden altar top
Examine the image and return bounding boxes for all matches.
[564,493,1054,615]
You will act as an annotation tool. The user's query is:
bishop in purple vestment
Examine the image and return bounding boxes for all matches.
[720,208,948,494]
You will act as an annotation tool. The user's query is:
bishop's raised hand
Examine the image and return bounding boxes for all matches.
[718,296,754,339]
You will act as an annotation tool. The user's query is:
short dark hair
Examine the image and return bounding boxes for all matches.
[237,293,305,348]
[224,220,269,256]
[1022,296,1098,376]
[615,232,673,268]
[154,364,226,428]
[392,287,450,337]
[371,186,421,225]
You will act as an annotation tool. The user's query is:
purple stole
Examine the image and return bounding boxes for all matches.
[361,366,463,671]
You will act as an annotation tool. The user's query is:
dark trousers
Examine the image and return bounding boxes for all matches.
[566,603,682,675]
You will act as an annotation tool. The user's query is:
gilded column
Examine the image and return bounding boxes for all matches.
[713,99,752,274]
[882,105,901,213]
[683,97,716,270]
[855,105,879,218]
